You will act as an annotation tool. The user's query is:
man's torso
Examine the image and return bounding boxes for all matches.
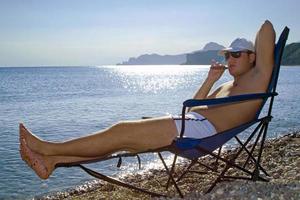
[191,68,271,132]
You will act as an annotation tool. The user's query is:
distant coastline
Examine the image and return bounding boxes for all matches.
[117,42,225,65]
[118,42,300,66]
[0,41,299,68]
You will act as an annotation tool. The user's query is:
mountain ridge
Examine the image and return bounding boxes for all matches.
[118,42,224,65]
[118,42,300,65]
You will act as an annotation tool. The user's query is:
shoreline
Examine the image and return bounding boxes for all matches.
[37,132,300,199]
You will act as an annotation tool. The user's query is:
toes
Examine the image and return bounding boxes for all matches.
[19,122,24,130]
[19,123,27,141]
[19,140,28,162]
[19,149,26,161]
[19,124,33,149]
[20,140,30,163]
[18,124,51,179]
[19,123,28,132]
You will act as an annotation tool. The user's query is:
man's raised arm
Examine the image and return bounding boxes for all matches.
[254,20,276,75]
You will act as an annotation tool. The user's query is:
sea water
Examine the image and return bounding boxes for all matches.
[0,65,299,199]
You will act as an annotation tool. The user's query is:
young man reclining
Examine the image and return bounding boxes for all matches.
[19,20,275,179]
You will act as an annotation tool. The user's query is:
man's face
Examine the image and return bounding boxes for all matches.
[225,51,255,77]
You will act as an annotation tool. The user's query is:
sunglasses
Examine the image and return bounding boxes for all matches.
[224,51,252,61]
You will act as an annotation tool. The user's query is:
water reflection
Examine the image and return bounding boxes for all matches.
[107,65,210,93]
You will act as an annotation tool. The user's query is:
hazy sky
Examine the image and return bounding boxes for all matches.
[0,0,299,66]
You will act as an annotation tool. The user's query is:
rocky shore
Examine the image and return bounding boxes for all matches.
[38,132,300,200]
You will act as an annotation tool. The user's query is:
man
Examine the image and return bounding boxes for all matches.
[19,20,275,179]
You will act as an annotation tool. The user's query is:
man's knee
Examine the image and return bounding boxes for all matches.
[110,121,124,132]
[110,121,136,133]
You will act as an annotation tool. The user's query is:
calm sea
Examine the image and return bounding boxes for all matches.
[0,65,299,199]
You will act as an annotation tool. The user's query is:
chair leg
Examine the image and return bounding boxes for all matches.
[242,123,265,168]
[157,153,184,198]
[204,123,267,193]
[205,156,234,193]
[212,147,222,170]
[202,148,254,193]
[252,123,270,180]
[204,150,268,193]
[175,159,197,183]
[235,129,269,176]
[78,165,167,197]
[166,154,178,189]
[176,147,223,184]
[197,160,219,172]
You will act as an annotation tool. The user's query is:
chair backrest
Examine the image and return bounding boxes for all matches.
[173,27,290,160]
[255,27,290,119]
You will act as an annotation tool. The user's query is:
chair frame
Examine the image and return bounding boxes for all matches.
[56,27,289,198]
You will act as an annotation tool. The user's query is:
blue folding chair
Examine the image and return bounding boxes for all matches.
[56,26,289,198]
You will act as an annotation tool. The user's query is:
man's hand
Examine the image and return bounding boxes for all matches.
[192,60,226,99]
[207,60,226,83]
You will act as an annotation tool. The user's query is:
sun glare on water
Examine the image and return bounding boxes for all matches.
[103,65,209,93]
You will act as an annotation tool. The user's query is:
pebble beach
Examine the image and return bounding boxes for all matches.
[37,132,300,200]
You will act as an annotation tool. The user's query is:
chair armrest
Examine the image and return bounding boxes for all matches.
[183,92,277,108]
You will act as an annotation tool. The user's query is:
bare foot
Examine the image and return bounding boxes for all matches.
[20,138,54,179]
[19,123,49,155]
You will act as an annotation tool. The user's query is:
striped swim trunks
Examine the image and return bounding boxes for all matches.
[172,111,217,139]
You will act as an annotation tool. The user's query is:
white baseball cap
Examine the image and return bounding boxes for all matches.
[219,38,255,55]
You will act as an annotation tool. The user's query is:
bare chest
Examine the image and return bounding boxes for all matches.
[215,82,244,97]
[216,76,267,98]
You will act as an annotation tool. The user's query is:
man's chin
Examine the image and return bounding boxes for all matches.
[228,68,235,76]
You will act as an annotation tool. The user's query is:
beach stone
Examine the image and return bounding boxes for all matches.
[279,194,285,200]
[270,192,277,199]
[286,169,297,178]
[215,188,224,195]
[272,173,280,179]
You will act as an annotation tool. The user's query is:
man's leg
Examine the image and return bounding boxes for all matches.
[20,137,119,179]
[20,116,178,158]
